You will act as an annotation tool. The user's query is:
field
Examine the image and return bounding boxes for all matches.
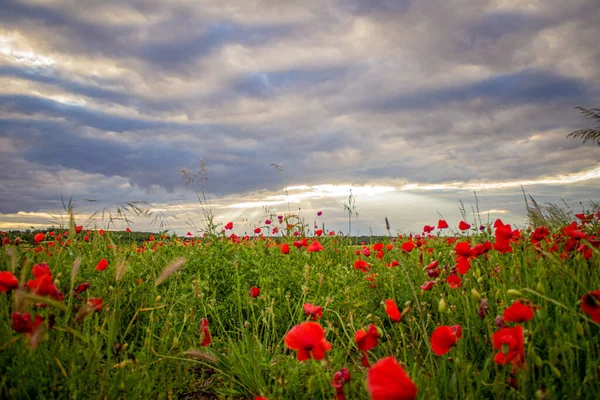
[1,213,599,399]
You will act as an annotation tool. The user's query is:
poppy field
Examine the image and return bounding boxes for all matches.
[1,213,599,399]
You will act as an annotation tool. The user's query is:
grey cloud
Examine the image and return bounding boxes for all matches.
[364,69,588,112]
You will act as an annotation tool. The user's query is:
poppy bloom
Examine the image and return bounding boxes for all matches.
[225,222,233,230]
[200,318,211,346]
[580,289,600,323]
[355,324,379,351]
[456,257,471,275]
[354,259,370,272]
[492,326,525,369]
[11,312,34,333]
[331,367,351,400]
[420,281,436,291]
[431,325,462,356]
[0,271,19,292]
[437,219,449,229]
[503,301,535,323]
[458,221,471,230]
[27,275,63,300]
[303,303,323,320]
[32,263,52,278]
[280,243,290,254]
[265,219,271,225]
[11,312,44,336]
[33,233,45,244]
[249,286,260,298]
[254,227,262,234]
[423,225,435,233]
[355,324,379,366]
[385,299,402,323]
[96,258,109,271]
[425,260,439,270]
[74,282,90,294]
[367,356,418,400]
[455,242,472,258]
[315,229,323,236]
[401,241,415,253]
[284,321,331,361]
[446,274,462,289]
[89,298,103,311]
[307,240,324,252]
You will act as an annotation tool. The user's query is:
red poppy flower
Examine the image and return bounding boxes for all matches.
[89,298,103,311]
[303,303,323,320]
[307,240,324,252]
[11,312,34,333]
[200,318,211,346]
[281,243,290,254]
[492,326,525,369]
[254,227,262,234]
[385,299,402,322]
[367,356,418,400]
[355,324,379,352]
[249,286,260,298]
[293,239,308,249]
[437,219,449,229]
[284,321,331,361]
[420,281,436,291]
[96,258,109,271]
[446,274,462,289]
[563,222,588,239]
[315,229,323,236]
[426,260,439,270]
[0,271,19,292]
[386,260,400,267]
[27,275,63,300]
[33,233,45,244]
[503,301,535,323]
[373,243,384,252]
[423,225,435,233]
[32,262,52,278]
[455,242,472,258]
[401,241,415,253]
[224,222,233,230]
[354,259,370,272]
[431,325,462,356]
[581,289,600,323]
[458,221,471,230]
[74,282,90,294]
[265,219,271,225]
[331,367,351,400]
[456,257,471,275]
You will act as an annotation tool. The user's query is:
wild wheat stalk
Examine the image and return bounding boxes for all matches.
[155,257,187,286]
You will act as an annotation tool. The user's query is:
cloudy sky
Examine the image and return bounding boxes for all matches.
[1,0,599,235]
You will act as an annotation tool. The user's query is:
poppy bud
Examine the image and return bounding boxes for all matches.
[576,322,584,336]
[536,282,545,294]
[438,298,447,313]
[507,289,523,297]
[471,289,481,302]
[477,277,483,284]
[155,295,161,302]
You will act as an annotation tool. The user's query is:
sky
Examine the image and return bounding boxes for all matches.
[0,0,599,236]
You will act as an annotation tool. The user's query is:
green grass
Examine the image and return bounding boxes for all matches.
[1,220,599,399]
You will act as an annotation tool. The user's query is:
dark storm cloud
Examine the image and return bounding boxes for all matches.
[231,65,351,98]
[0,94,180,131]
[0,0,599,224]
[365,69,588,112]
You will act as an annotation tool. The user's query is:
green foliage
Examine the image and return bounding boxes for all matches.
[1,220,599,399]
